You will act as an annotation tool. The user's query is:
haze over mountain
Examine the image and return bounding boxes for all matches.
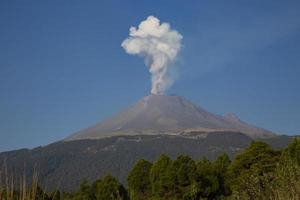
[67,94,275,140]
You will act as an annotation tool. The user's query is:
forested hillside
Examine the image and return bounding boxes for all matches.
[1,139,299,200]
[0,132,292,191]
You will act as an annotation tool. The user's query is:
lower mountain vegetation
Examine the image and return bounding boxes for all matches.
[1,139,299,200]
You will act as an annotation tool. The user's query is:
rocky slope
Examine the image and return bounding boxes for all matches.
[67,95,275,140]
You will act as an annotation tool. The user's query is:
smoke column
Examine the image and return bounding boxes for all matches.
[122,16,182,95]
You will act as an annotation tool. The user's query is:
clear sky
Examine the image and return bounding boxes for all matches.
[0,0,299,152]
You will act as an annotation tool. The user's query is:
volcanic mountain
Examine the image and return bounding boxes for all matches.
[67,94,275,140]
[1,95,291,191]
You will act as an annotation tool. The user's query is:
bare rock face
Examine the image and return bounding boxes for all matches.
[67,94,275,140]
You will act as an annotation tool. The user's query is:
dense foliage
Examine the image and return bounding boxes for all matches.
[1,139,299,200]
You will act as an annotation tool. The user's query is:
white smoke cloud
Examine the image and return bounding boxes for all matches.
[121,16,182,95]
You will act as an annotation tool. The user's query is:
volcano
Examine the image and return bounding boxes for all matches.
[67,95,275,140]
[2,95,289,191]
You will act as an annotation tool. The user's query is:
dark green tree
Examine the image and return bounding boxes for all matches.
[95,175,128,200]
[127,159,152,200]
[213,153,231,174]
[190,158,220,199]
[169,155,197,199]
[230,141,280,176]
[77,180,95,200]
[228,141,281,199]
[149,154,173,198]
[267,138,300,198]
[281,138,300,165]
[212,153,231,197]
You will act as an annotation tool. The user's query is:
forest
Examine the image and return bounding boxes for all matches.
[0,139,299,200]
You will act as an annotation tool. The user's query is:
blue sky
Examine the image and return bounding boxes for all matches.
[0,0,299,151]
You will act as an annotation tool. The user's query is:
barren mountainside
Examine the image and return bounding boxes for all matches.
[67,94,275,140]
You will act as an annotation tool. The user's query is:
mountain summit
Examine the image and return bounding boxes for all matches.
[67,95,275,140]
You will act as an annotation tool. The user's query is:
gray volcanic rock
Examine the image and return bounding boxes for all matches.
[67,95,275,140]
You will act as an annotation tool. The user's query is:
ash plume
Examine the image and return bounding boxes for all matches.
[121,16,182,95]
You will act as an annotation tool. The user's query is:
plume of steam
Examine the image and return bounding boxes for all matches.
[121,16,182,95]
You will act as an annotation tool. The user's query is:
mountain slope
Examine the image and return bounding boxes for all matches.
[0,132,293,191]
[67,95,275,140]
